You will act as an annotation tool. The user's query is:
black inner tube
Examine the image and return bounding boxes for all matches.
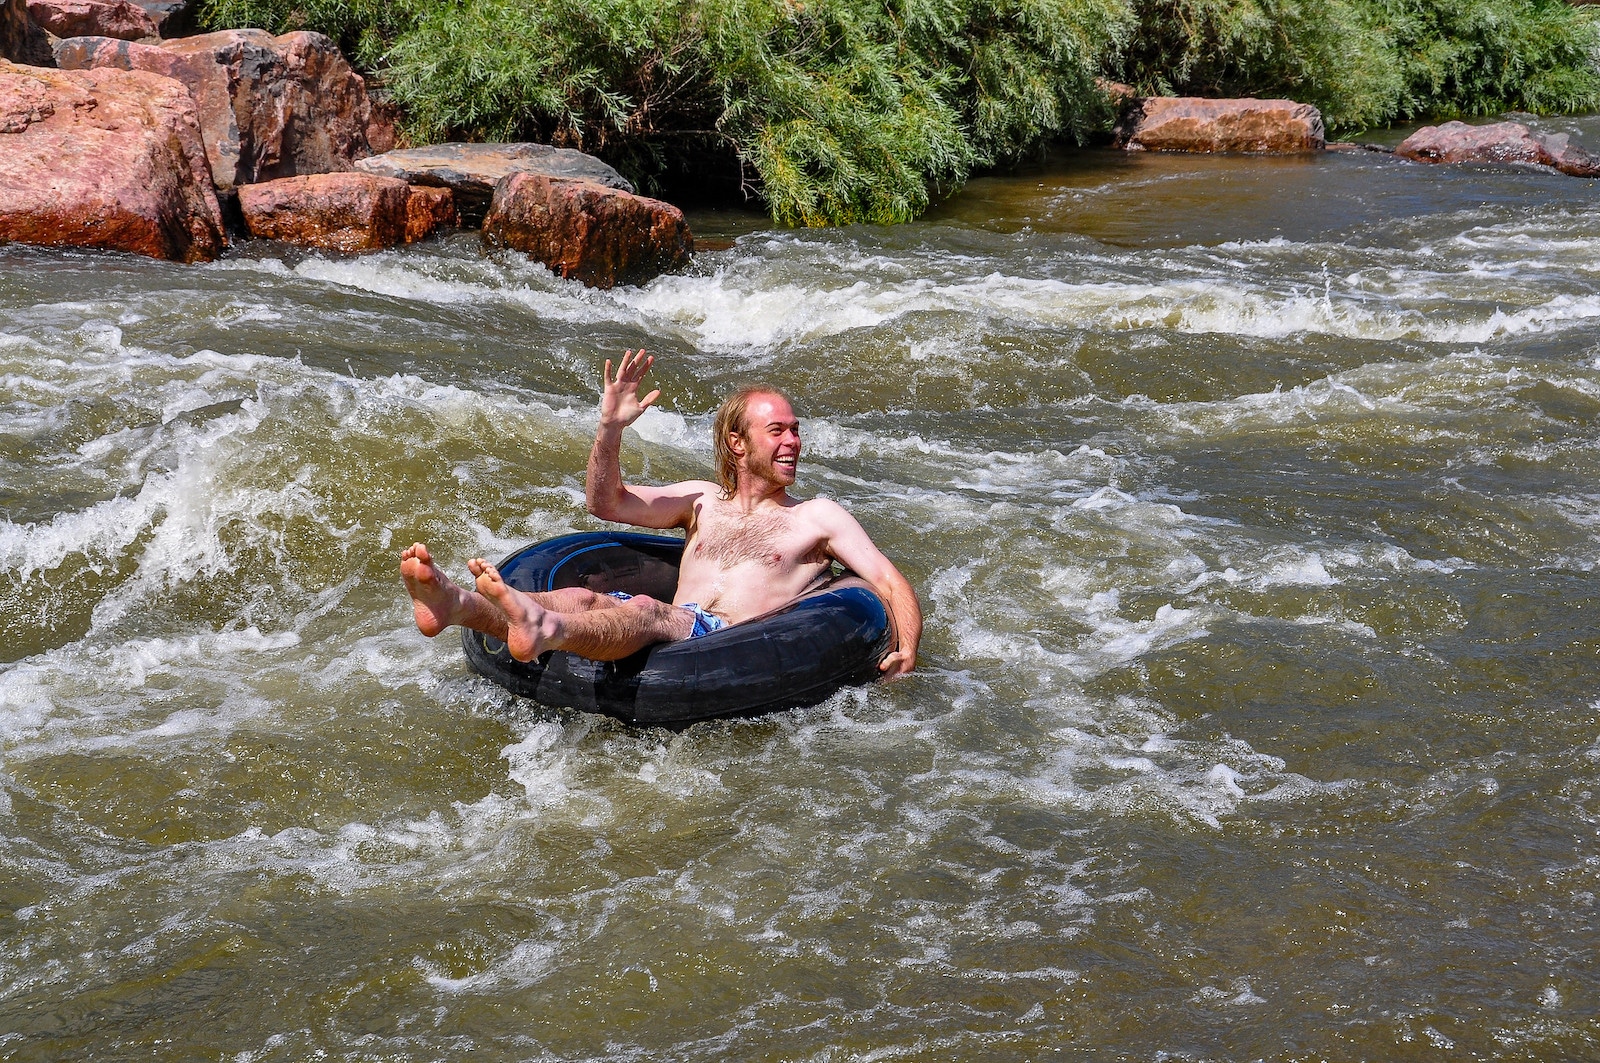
[460,532,893,726]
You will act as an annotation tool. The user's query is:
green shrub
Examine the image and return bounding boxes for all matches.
[1369,0,1600,121]
[1113,0,1600,130]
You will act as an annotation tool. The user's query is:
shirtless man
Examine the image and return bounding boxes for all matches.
[400,349,922,676]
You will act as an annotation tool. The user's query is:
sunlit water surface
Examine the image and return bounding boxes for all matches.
[4,121,1600,1060]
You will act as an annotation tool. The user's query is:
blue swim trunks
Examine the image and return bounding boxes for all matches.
[606,592,725,638]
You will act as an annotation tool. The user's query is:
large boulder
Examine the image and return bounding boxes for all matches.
[1395,120,1600,177]
[482,172,692,289]
[0,59,224,261]
[24,0,157,40]
[356,143,634,226]
[1115,97,1326,154]
[2,0,51,65]
[54,28,376,192]
[239,172,409,252]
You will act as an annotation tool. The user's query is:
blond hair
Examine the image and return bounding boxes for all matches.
[713,384,792,495]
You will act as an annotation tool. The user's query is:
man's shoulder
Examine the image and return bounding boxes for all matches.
[788,494,856,527]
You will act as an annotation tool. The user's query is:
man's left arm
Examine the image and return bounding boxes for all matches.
[814,500,922,677]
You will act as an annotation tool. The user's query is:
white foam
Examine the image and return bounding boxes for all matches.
[1190,979,1267,1006]
[500,720,583,810]
[0,627,301,753]
[420,937,561,992]
[215,248,660,333]
[617,248,1600,350]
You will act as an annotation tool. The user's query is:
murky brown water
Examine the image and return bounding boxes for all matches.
[4,120,1600,1060]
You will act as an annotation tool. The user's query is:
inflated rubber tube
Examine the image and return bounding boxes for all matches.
[460,531,893,726]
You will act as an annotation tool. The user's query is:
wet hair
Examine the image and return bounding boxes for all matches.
[713,384,794,495]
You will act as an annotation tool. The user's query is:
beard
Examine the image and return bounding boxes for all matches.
[741,441,799,487]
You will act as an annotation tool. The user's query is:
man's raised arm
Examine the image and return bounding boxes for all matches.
[585,349,701,530]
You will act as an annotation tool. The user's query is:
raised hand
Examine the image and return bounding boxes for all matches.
[600,348,662,429]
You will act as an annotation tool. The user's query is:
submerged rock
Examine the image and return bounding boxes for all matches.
[0,59,224,261]
[356,143,634,226]
[25,0,157,40]
[483,172,691,289]
[1115,97,1326,154]
[55,28,377,192]
[1395,120,1600,177]
[2,0,51,65]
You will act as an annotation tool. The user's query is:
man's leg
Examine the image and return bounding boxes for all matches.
[473,560,695,662]
[401,543,628,640]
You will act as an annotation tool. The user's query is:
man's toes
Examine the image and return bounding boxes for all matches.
[475,568,508,599]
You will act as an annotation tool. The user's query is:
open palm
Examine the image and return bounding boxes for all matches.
[601,348,661,427]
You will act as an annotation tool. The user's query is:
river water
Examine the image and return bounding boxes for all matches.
[4,120,1600,1060]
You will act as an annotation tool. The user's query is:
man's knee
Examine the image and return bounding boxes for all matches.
[620,593,667,616]
[544,587,609,612]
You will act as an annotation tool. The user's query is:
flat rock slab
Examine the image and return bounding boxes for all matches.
[25,0,157,40]
[0,59,224,261]
[56,28,375,192]
[357,143,634,225]
[1395,120,1600,177]
[483,172,690,289]
[1116,97,1325,154]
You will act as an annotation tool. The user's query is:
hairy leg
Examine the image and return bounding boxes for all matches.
[473,561,694,662]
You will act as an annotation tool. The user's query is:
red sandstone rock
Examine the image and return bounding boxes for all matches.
[0,60,223,261]
[1541,132,1600,178]
[25,0,156,40]
[238,172,411,252]
[404,184,455,243]
[55,28,375,192]
[1395,120,1600,177]
[1115,97,1325,154]
[2,0,51,65]
[483,173,692,289]
[1395,121,1554,167]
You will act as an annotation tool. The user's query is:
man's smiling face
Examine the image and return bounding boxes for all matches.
[736,392,801,487]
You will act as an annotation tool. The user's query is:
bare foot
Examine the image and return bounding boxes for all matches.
[400,542,477,637]
[474,560,562,662]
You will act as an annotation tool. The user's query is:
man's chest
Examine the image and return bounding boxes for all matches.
[687,506,825,570]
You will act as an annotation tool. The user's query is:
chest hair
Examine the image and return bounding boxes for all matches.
[694,506,804,569]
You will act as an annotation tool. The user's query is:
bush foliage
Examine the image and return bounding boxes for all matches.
[1115,0,1600,129]
[199,0,1600,224]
